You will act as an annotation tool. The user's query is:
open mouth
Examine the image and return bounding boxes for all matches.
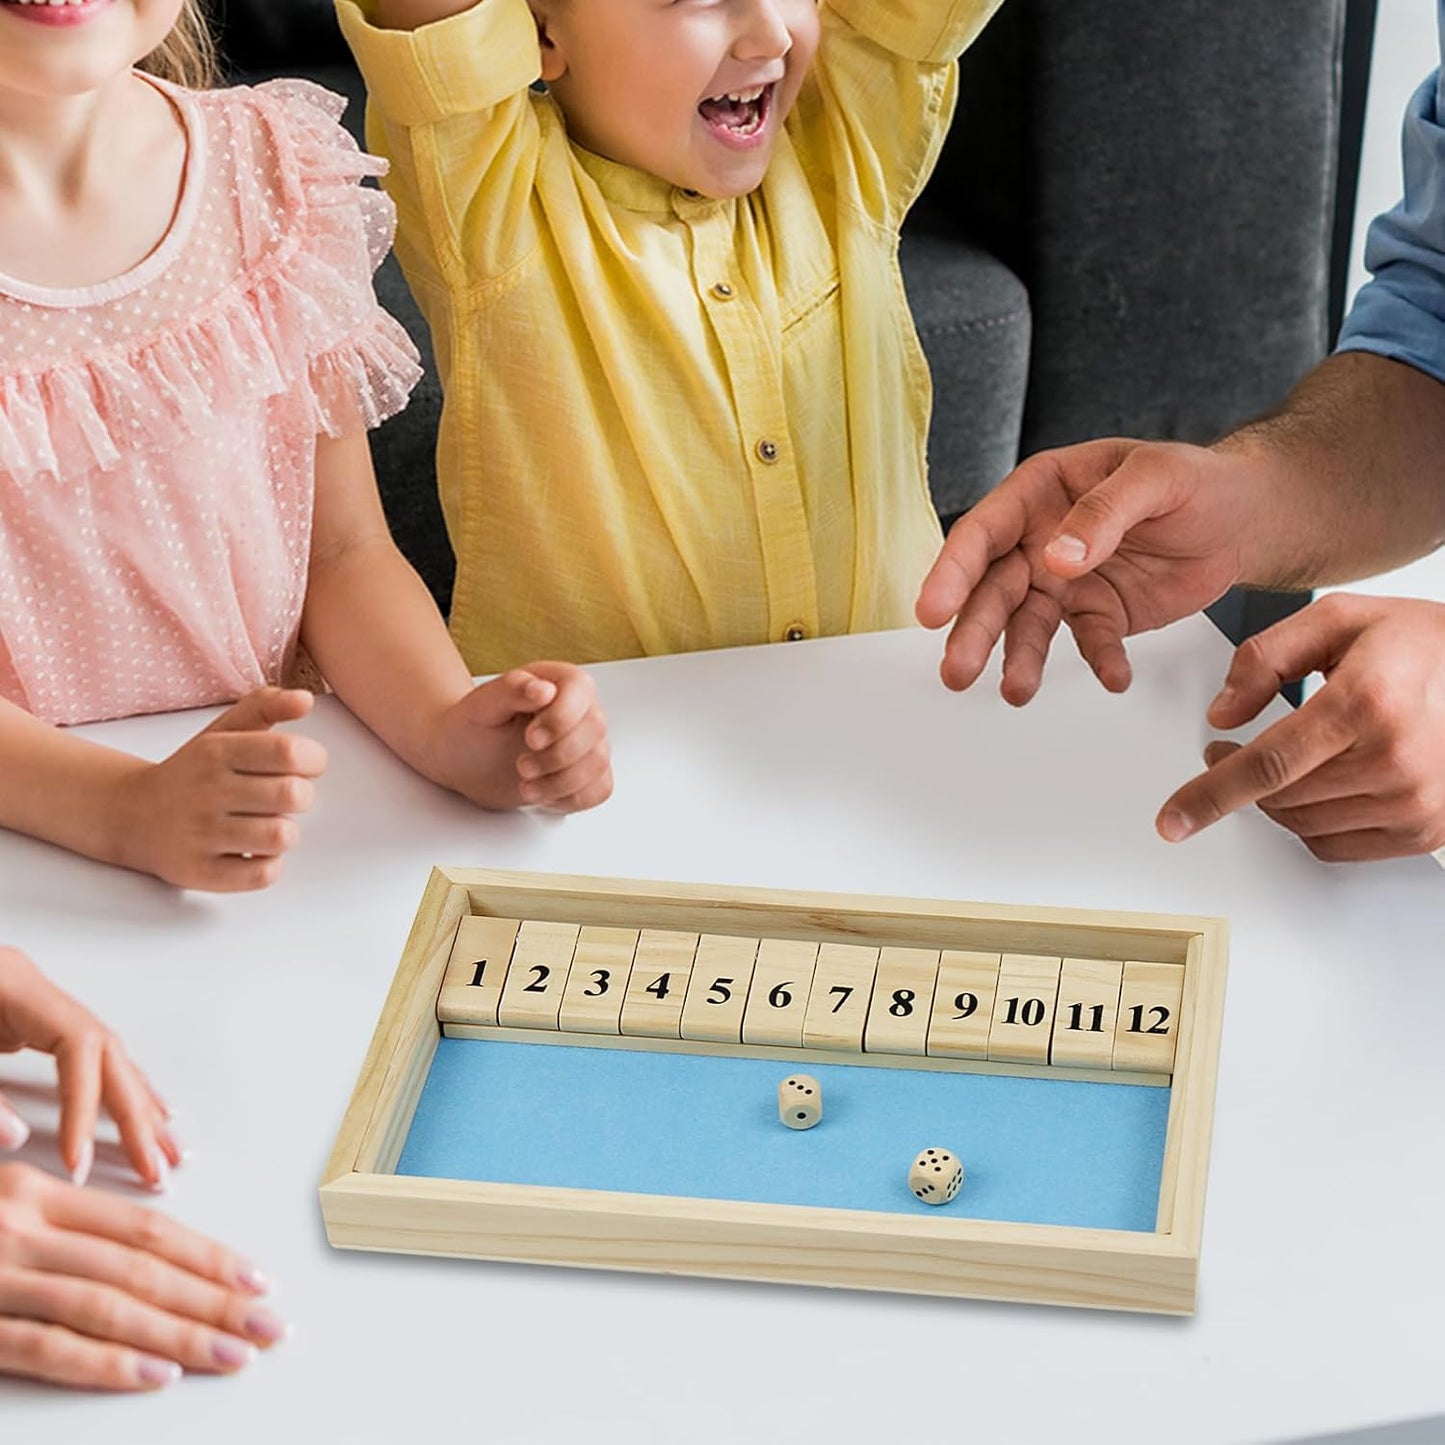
[697,83,775,143]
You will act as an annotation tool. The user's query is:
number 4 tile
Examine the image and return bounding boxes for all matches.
[620,930,699,1038]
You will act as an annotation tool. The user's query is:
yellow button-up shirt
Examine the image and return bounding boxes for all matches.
[337,0,1001,673]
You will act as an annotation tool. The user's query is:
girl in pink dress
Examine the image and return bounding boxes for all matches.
[0,0,614,892]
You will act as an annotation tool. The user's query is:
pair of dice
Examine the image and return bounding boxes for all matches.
[776,1075,964,1206]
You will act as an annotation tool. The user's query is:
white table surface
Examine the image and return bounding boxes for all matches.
[1,619,1441,1445]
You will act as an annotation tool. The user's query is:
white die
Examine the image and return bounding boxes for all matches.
[909,1147,963,1204]
[778,1074,822,1129]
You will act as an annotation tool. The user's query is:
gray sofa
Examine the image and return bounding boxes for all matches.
[217,1,1362,631]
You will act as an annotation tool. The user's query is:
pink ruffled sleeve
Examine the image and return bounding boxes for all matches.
[247,78,424,438]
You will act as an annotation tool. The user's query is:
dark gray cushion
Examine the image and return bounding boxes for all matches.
[929,0,1343,454]
[900,231,1030,520]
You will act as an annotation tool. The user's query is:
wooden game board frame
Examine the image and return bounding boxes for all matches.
[320,868,1228,1314]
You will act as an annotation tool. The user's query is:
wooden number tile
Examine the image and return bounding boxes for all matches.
[927,950,1001,1059]
[1112,961,1186,1073]
[620,930,699,1038]
[741,938,819,1047]
[864,946,941,1055]
[1050,957,1124,1068]
[987,953,1062,1064]
[558,926,638,1034]
[437,916,523,1026]
[801,942,879,1051]
[496,920,579,1029]
[680,935,760,1043]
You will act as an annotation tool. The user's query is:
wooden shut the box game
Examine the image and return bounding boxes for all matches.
[321,868,1228,1313]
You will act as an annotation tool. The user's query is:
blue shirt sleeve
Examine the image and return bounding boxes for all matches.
[1337,9,1445,383]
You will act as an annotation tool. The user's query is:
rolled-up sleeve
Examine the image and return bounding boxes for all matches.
[335,0,544,289]
[1338,52,1445,383]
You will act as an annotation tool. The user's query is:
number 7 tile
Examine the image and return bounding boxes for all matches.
[802,942,879,1051]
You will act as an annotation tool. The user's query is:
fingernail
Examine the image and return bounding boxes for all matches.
[530,728,551,749]
[1045,534,1088,564]
[0,1105,29,1152]
[71,1138,93,1187]
[519,783,538,804]
[237,1263,272,1295]
[1158,809,1194,843]
[136,1356,182,1388]
[1210,685,1236,712]
[211,1335,258,1369]
[517,757,537,780]
[150,1149,170,1194]
[243,1305,291,1345]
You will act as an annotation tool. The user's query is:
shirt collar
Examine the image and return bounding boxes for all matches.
[570,142,731,220]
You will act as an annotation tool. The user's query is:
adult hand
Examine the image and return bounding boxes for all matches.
[1158,594,1445,861]
[0,1162,286,1390]
[0,949,177,1189]
[916,438,1254,703]
[425,662,613,812]
[106,687,328,892]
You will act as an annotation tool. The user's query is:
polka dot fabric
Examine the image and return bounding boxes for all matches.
[0,77,421,726]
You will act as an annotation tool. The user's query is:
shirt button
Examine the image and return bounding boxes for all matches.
[711,282,735,300]
[756,439,780,464]
[784,624,808,642]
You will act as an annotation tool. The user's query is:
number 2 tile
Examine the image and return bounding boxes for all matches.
[497,920,579,1029]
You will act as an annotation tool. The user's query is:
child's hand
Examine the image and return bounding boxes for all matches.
[0,949,176,1190]
[107,688,327,892]
[0,1161,287,1390]
[425,663,613,813]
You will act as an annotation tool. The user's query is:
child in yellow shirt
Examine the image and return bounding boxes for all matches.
[338,0,1003,674]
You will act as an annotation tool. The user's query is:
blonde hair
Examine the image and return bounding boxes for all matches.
[137,0,218,91]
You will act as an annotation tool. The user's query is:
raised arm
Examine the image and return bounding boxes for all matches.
[794,0,1003,232]
[335,0,546,289]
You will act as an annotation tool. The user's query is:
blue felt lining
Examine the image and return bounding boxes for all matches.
[397,1038,1170,1232]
